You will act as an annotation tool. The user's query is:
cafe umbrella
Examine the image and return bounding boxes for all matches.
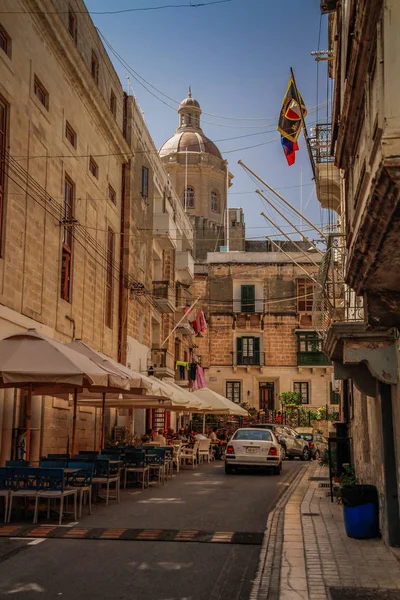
[0,330,129,459]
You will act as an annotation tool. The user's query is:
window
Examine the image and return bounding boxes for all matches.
[297,279,314,312]
[89,156,98,178]
[105,228,114,328]
[141,166,149,199]
[110,89,117,117]
[211,190,218,212]
[226,381,241,404]
[60,176,74,302]
[330,382,340,405]
[296,331,330,365]
[188,113,192,125]
[294,382,310,404]
[233,430,272,442]
[0,24,11,57]
[108,184,116,205]
[231,221,236,227]
[65,121,76,148]
[241,285,255,313]
[34,76,49,110]
[91,51,99,84]
[236,337,260,366]
[184,186,194,209]
[68,7,77,43]
[0,96,8,252]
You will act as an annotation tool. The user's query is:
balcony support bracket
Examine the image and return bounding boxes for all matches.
[334,361,377,398]
[343,340,398,385]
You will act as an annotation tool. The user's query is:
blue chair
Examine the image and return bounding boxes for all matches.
[66,462,94,518]
[124,451,149,490]
[35,468,77,525]
[0,467,11,523]
[159,447,174,478]
[5,460,30,467]
[146,449,167,486]
[92,459,120,505]
[7,467,39,523]
[39,459,68,468]
[78,451,98,458]
[47,454,70,460]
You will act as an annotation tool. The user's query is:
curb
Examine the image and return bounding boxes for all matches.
[250,463,313,600]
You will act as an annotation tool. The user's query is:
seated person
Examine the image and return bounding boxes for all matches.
[153,429,167,444]
[209,427,222,459]
[141,428,154,442]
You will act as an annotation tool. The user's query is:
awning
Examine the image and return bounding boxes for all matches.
[192,388,248,416]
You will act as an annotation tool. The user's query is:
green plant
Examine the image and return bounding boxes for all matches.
[319,447,335,467]
[279,391,302,407]
[339,464,358,488]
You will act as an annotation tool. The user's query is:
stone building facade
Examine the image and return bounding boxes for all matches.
[314,0,400,546]
[192,252,334,414]
[160,91,233,261]
[0,0,196,462]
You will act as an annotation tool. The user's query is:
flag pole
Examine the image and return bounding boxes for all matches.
[160,296,201,348]
[256,189,323,255]
[226,164,230,251]
[290,67,316,178]
[238,160,327,241]
[261,214,320,286]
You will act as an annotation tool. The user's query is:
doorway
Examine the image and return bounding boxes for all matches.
[259,382,274,411]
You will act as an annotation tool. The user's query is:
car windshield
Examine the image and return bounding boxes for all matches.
[299,434,313,441]
[233,430,273,441]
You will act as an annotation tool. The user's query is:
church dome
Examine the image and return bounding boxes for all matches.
[159,131,222,159]
[159,89,222,160]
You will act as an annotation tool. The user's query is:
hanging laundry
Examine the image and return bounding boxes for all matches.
[188,363,197,382]
[199,310,207,332]
[194,365,207,390]
[176,360,188,380]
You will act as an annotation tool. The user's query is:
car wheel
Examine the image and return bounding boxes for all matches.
[301,447,310,461]
[288,455,295,461]
[225,464,234,474]
[314,450,320,461]
[273,465,281,475]
[280,445,286,460]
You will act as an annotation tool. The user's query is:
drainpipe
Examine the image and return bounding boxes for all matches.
[118,92,129,364]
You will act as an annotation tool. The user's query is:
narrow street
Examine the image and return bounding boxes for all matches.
[0,461,303,600]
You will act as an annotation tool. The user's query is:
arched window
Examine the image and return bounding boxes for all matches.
[211,190,219,212]
[188,112,192,125]
[180,114,185,126]
[184,186,195,209]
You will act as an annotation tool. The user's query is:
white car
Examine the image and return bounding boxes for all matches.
[225,427,283,475]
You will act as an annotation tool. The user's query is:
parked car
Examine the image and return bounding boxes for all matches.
[298,432,328,460]
[249,423,311,461]
[225,427,283,475]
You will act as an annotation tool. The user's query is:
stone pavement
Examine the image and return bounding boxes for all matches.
[252,462,400,600]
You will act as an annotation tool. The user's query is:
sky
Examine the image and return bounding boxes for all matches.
[85,0,331,243]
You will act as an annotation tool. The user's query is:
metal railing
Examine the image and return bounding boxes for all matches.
[232,351,265,367]
[297,352,332,366]
[310,123,334,164]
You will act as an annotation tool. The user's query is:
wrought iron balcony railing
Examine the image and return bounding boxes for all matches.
[310,123,334,164]
[232,351,265,367]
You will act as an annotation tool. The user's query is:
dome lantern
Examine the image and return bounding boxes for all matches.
[178,87,202,130]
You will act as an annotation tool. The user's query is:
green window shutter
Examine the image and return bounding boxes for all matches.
[241,285,255,312]
[254,337,260,364]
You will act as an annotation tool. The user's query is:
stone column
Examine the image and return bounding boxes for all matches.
[30,395,43,465]
[0,388,15,465]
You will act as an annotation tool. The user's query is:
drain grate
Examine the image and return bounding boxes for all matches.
[0,525,263,545]
[302,513,320,517]
[318,483,331,488]
[329,587,400,599]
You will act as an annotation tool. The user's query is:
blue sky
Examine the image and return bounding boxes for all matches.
[85,0,330,241]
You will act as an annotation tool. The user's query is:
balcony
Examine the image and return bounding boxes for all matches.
[150,348,175,379]
[153,212,177,250]
[310,123,341,213]
[175,251,194,283]
[297,352,331,367]
[296,331,332,367]
[152,281,175,313]
[232,351,265,367]
[175,312,193,337]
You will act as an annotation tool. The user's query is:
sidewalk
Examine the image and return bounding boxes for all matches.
[252,462,400,600]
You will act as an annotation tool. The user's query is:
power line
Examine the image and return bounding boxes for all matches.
[1,0,234,15]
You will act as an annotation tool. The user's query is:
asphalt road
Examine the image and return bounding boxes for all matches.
[0,460,304,600]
